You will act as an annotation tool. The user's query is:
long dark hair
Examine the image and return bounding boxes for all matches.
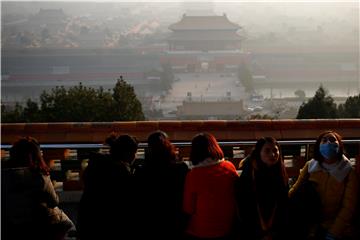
[250,137,288,186]
[9,137,50,175]
[314,130,344,163]
[105,133,138,162]
[190,133,224,166]
[145,130,176,166]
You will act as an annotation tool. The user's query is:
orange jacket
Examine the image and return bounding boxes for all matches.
[289,157,358,238]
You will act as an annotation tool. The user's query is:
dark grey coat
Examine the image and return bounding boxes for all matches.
[1,167,68,239]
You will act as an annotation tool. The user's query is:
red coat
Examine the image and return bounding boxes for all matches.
[183,160,238,238]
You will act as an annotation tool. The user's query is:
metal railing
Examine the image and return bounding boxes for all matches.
[2,138,359,215]
[2,139,360,149]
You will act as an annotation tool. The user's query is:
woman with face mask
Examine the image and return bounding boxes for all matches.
[235,137,289,240]
[289,131,358,240]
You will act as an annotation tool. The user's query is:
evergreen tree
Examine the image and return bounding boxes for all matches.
[112,76,145,121]
[144,63,174,92]
[2,77,145,122]
[237,63,254,92]
[297,86,337,119]
[160,63,174,92]
[92,87,116,121]
[294,89,306,100]
[23,99,41,122]
[338,94,360,118]
[1,103,25,123]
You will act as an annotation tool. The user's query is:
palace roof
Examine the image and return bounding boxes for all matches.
[168,31,241,41]
[169,14,240,31]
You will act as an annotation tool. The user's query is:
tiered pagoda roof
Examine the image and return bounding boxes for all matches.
[168,31,242,41]
[169,14,240,31]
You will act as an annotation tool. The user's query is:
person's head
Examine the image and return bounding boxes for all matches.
[105,134,138,164]
[9,136,50,175]
[314,130,344,163]
[251,137,281,167]
[250,137,288,185]
[146,130,176,166]
[190,133,224,166]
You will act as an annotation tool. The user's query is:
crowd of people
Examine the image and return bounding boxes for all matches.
[2,130,359,240]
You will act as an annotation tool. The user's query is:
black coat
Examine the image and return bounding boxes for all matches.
[78,153,136,240]
[235,158,289,240]
[134,161,189,240]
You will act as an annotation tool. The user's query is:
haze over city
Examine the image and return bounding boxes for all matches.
[2,1,359,120]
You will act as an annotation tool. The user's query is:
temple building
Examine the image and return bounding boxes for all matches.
[168,14,241,51]
[161,14,248,72]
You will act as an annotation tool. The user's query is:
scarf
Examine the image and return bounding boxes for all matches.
[308,155,352,182]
